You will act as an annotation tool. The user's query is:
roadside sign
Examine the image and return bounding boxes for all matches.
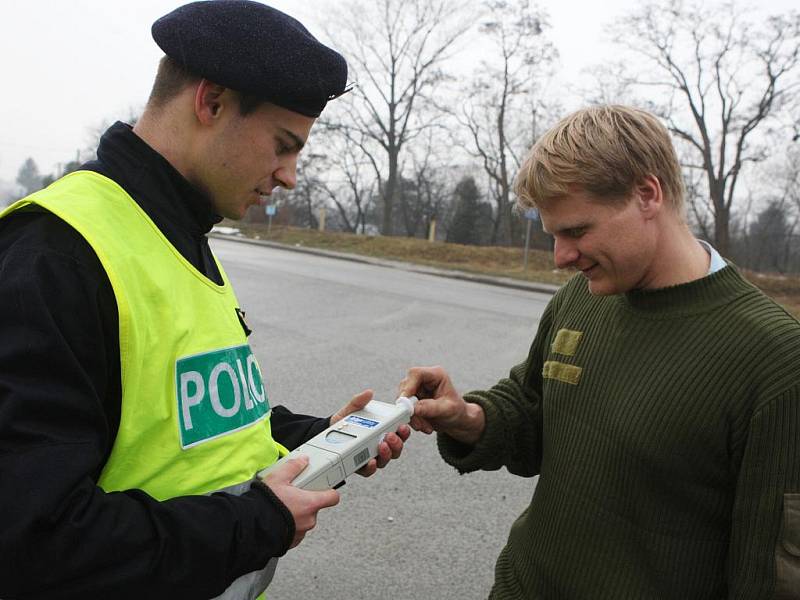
[265,205,277,216]
[523,209,539,270]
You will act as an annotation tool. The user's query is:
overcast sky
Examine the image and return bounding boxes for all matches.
[0,0,795,183]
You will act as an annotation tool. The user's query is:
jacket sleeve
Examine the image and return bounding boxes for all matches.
[0,215,293,600]
[270,405,330,450]
[436,296,556,478]
[726,387,800,598]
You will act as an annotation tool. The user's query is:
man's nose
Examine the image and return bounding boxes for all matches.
[553,237,579,269]
[274,161,297,190]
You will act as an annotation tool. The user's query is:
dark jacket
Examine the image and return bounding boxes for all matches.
[0,122,329,599]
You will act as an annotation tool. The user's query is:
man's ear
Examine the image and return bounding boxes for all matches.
[194,79,228,125]
[636,174,664,220]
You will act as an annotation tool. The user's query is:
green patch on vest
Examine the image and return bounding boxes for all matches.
[543,360,582,385]
[176,344,270,448]
[552,328,583,356]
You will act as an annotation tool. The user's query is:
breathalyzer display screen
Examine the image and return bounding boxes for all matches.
[325,430,357,444]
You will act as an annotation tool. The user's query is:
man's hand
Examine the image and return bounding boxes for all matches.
[261,456,340,548]
[330,389,410,477]
[398,366,485,445]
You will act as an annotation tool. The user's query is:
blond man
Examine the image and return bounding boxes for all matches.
[401,105,800,598]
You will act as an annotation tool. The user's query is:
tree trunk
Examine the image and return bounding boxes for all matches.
[714,205,730,257]
[502,184,514,246]
[382,153,399,236]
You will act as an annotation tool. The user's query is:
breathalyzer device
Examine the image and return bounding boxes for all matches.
[257,396,418,490]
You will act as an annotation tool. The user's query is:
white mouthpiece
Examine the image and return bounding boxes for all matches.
[395,395,418,415]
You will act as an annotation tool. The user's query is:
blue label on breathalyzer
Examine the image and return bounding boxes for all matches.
[346,415,379,429]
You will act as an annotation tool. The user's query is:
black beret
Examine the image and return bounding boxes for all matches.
[152,0,348,117]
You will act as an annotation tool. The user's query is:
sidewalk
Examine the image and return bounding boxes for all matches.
[208,232,561,296]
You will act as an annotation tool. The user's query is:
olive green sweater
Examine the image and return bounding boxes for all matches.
[440,265,800,599]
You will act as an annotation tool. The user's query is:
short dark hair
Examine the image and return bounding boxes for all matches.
[147,55,265,117]
[236,91,265,117]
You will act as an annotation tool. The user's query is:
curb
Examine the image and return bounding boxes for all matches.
[209,232,561,296]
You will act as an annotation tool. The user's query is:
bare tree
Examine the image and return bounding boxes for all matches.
[269,152,327,229]
[458,0,557,245]
[580,62,637,106]
[314,128,375,234]
[412,163,449,240]
[770,144,800,271]
[292,169,323,230]
[398,128,454,238]
[784,146,800,215]
[323,0,473,235]
[610,1,800,256]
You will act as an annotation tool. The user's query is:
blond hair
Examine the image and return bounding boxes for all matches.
[514,105,685,212]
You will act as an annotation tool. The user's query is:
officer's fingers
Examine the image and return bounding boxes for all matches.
[396,424,412,442]
[290,531,306,549]
[295,512,317,535]
[373,440,392,469]
[311,488,340,511]
[348,389,373,411]
[264,456,308,484]
[383,432,404,460]
[356,458,378,477]
[331,389,373,424]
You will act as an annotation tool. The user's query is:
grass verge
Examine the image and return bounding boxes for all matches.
[220,222,800,317]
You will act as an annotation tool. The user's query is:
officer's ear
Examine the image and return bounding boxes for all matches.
[194,79,228,125]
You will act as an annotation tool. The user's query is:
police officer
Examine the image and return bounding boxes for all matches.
[0,2,408,598]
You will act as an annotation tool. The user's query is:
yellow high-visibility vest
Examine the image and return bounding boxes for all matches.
[2,170,283,498]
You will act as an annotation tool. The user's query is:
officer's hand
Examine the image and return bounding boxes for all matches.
[261,456,340,548]
[330,389,411,477]
[399,366,485,445]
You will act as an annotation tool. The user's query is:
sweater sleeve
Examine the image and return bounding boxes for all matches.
[727,387,800,598]
[437,298,555,477]
[0,216,293,599]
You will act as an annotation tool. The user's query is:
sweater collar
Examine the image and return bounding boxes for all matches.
[619,264,758,315]
[93,121,221,235]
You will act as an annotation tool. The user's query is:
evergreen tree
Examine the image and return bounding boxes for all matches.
[748,200,794,273]
[447,176,486,245]
[16,157,42,196]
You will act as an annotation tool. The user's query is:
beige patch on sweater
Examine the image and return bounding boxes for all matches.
[543,361,582,385]
[552,329,583,357]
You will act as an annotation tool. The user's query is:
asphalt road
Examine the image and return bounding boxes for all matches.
[211,237,553,600]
